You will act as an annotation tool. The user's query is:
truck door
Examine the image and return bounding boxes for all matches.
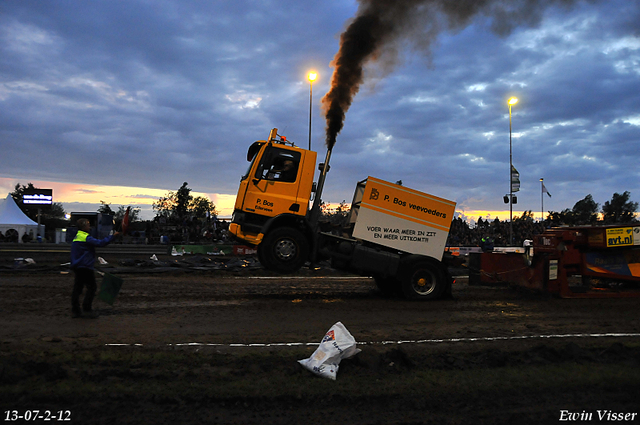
[245,146,305,217]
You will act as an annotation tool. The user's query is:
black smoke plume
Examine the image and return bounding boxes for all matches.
[321,0,584,150]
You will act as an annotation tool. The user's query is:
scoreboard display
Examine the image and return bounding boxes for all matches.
[22,189,53,208]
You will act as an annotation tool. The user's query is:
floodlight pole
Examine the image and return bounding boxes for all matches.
[308,82,313,150]
[307,72,317,151]
[507,97,518,247]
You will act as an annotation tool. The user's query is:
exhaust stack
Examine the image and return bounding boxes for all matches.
[308,146,333,229]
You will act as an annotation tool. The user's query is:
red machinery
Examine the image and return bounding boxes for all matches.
[470,225,640,298]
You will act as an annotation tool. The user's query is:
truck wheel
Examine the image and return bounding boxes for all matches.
[400,259,446,300]
[260,227,308,273]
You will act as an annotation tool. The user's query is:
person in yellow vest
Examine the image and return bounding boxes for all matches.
[70,218,120,318]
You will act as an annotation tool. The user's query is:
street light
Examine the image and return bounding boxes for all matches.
[308,71,317,150]
[508,97,518,246]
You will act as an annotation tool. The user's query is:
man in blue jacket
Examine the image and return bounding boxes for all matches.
[70,218,120,318]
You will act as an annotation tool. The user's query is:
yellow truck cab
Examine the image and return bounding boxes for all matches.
[229,129,317,271]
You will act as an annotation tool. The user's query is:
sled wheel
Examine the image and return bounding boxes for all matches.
[260,227,308,273]
[400,259,446,300]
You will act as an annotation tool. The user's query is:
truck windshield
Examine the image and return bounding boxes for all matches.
[241,143,263,181]
[256,147,301,183]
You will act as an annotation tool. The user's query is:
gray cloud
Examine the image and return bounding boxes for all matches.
[0,0,639,219]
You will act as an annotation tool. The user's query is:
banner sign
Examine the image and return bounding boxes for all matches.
[605,227,640,248]
[352,177,456,260]
[22,189,53,208]
[511,165,520,193]
[585,251,640,278]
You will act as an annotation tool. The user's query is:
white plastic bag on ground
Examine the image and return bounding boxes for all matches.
[298,321,361,380]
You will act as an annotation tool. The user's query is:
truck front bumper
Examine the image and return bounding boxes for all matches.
[228,222,264,246]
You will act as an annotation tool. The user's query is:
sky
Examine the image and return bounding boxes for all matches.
[1,0,639,223]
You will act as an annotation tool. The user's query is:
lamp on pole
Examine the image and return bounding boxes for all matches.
[307,71,317,150]
[508,97,518,246]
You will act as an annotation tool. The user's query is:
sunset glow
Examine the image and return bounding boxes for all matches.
[1,177,534,224]
[0,178,237,220]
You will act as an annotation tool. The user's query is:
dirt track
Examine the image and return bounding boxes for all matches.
[2,260,640,424]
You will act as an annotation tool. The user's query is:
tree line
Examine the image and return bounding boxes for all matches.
[546,191,638,226]
[447,191,638,247]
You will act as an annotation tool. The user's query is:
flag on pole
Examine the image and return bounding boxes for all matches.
[511,165,520,193]
[542,182,551,197]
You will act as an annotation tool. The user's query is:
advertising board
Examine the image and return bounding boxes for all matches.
[22,189,53,208]
[605,227,640,248]
[352,177,456,260]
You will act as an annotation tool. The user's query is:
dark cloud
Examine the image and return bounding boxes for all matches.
[0,0,639,219]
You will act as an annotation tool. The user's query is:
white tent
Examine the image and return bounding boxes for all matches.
[0,194,39,243]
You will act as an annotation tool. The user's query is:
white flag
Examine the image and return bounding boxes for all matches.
[542,182,551,197]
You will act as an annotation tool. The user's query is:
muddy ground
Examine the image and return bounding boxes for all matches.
[1,249,640,424]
